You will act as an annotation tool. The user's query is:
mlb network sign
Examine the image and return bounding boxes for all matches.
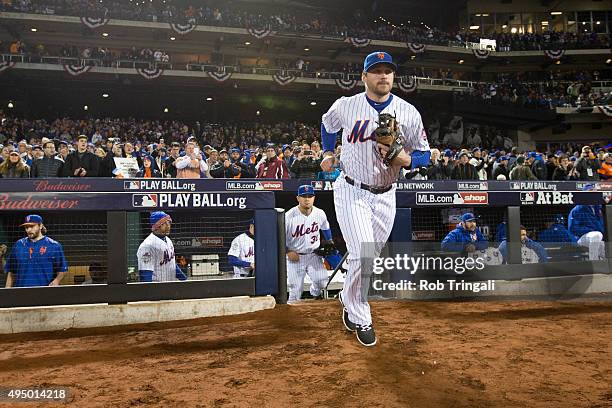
[520,191,574,205]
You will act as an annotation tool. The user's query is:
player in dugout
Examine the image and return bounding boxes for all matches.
[4,214,68,288]
[441,213,489,254]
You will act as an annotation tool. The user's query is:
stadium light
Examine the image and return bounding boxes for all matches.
[550,11,562,15]
[511,27,518,33]
[102,93,109,98]
[256,110,260,116]
[310,101,317,106]
[469,25,480,30]
[458,59,464,64]
[555,60,561,65]
[606,59,611,64]
[304,47,310,51]
[206,97,213,101]
[102,33,109,37]
[7,102,14,109]
[30,28,37,32]
[244,41,251,45]
[83,105,88,111]
[170,37,176,41]
[163,107,169,113]
[502,24,508,29]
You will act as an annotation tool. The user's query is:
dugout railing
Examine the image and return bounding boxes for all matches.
[0,179,610,307]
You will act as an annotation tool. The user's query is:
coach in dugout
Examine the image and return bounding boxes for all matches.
[4,214,68,288]
[441,213,489,254]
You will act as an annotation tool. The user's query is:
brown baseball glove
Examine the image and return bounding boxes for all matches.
[374,113,403,166]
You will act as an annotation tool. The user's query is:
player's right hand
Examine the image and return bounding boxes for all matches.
[320,154,334,172]
[287,251,300,262]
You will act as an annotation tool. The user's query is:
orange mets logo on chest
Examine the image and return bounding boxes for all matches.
[39,246,47,255]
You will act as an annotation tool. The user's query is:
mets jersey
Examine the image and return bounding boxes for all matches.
[228,233,254,276]
[322,92,430,186]
[4,236,68,287]
[285,206,330,253]
[137,233,177,282]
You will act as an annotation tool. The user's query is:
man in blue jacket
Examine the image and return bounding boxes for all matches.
[499,225,548,264]
[441,213,488,254]
[538,214,577,246]
[568,205,605,260]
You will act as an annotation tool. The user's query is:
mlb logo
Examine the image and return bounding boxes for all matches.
[124,181,140,190]
[520,192,535,202]
[133,194,158,208]
[311,181,324,190]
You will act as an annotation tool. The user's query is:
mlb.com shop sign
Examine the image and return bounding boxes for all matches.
[416,192,488,205]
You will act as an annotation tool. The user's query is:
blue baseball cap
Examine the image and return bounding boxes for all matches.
[528,152,538,159]
[443,149,453,157]
[461,213,478,222]
[363,51,397,72]
[150,211,172,230]
[229,147,241,154]
[297,185,315,197]
[20,214,43,226]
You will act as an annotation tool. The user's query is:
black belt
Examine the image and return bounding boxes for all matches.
[344,176,393,194]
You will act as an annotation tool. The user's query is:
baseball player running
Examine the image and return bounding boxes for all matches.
[320,51,431,346]
[285,185,335,304]
[137,211,187,282]
[4,214,68,287]
[228,219,255,278]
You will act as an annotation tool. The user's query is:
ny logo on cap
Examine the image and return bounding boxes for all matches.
[377,52,386,59]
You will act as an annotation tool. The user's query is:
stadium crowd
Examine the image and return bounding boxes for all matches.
[0,0,609,50]
[0,116,610,181]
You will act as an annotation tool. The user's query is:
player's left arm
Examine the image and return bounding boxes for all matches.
[398,108,431,169]
[50,243,68,286]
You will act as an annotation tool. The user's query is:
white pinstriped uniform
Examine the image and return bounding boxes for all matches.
[322,91,429,326]
[137,233,177,282]
[228,233,254,278]
[285,205,330,302]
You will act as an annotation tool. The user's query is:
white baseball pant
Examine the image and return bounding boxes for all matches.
[287,253,328,302]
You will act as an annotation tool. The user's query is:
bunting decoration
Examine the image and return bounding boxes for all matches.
[80,16,110,29]
[247,27,274,39]
[0,61,16,74]
[407,43,426,54]
[344,37,371,48]
[136,67,164,80]
[170,22,197,35]
[595,105,612,117]
[397,76,417,93]
[472,49,490,59]
[63,64,92,76]
[208,69,232,82]
[544,49,565,60]
[272,73,296,86]
[334,78,358,91]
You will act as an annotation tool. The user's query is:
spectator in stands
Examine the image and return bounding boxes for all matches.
[175,141,208,178]
[498,225,548,264]
[441,213,488,254]
[123,142,143,168]
[528,152,547,180]
[509,156,537,180]
[257,144,289,179]
[290,147,321,179]
[0,151,30,178]
[30,141,63,178]
[492,156,509,180]
[31,145,43,161]
[468,148,487,180]
[426,148,452,180]
[568,204,605,260]
[537,214,577,247]
[574,146,601,180]
[450,152,478,180]
[545,154,558,180]
[58,141,69,161]
[164,142,181,178]
[552,154,571,180]
[210,149,240,178]
[100,141,123,177]
[61,134,99,177]
[598,153,612,180]
[229,148,255,178]
[136,154,162,178]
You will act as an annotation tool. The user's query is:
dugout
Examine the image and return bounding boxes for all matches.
[0,178,610,308]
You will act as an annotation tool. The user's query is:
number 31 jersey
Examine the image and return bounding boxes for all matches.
[285,206,330,253]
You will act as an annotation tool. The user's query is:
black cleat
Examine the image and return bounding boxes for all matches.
[342,308,357,332]
[355,324,377,347]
